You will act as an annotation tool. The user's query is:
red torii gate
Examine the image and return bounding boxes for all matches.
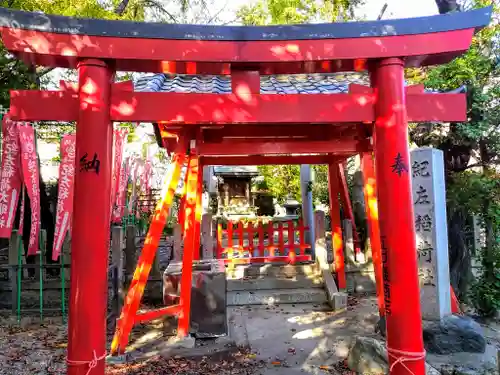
[1,6,491,375]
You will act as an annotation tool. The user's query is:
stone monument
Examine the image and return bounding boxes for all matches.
[411,147,452,320]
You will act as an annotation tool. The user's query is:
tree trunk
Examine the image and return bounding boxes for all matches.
[447,208,472,299]
[435,0,460,14]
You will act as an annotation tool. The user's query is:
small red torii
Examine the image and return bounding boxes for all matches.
[0,6,492,375]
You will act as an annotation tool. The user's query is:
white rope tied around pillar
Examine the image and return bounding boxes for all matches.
[67,350,107,375]
[388,347,426,375]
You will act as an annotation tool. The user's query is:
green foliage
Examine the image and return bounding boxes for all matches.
[0,45,38,111]
[257,164,332,206]
[1,0,149,21]
[408,0,500,315]
[410,1,499,161]
[447,171,500,216]
[0,0,213,112]
[470,248,500,316]
[238,0,363,25]
[258,165,301,203]
[311,164,329,204]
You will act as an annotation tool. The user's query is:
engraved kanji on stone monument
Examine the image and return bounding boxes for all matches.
[411,148,451,320]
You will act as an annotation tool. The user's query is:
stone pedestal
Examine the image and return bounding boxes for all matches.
[411,147,451,320]
[162,260,226,337]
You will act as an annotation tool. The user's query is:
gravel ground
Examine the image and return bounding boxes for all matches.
[0,319,260,375]
[0,318,354,375]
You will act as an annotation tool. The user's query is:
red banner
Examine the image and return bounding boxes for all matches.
[140,160,153,212]
[18,125,40,255]
[52,134,76,260]
[112,155,129,223]
[111,128,128,220]
[130,158,142,217]
[0,115,22,238]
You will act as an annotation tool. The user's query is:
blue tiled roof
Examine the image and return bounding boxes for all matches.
[134,72,369,94]
[134,73,466,96]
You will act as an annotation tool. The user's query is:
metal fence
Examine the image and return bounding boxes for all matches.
[0,230,120,324]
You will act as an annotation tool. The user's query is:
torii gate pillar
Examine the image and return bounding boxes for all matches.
[372,58,425,374]
[67,59,114,375]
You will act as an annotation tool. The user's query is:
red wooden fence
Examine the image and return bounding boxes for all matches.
[216,219,311,264]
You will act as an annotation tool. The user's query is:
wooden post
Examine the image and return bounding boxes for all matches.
[258,221,264,257]
[371,57,425,374]
[343,219,355,266]
[124,225,136,280]
[151,251,161,278]
[177,155,200,337]
[328,161,346,289]
[227,221,233,252]
[361,152,385,318]
[68,59,114,375]
[173,223,182,261]
[216,222,223,259]
[300,165,315,252]
[248,221,255,257]
[267,222,274,257]
[287,220,295,256]
[62,234,71,281]
[201,213,214,259]
[238,221,244,252]
[9,230,20,315]
[298,218,306,255]
[278,222,284,256]
[111,226,124,316]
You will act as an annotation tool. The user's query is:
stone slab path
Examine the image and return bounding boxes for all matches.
[228,297,380,375]
[227,296,499,375]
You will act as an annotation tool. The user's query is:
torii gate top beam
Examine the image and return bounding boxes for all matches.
[0,7,492,75]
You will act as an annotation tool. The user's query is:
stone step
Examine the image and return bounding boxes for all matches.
[227,288,328,306]
[225,262,320,279]
[227,275,323,291]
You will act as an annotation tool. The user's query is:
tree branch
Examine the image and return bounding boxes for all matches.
[143,0,179,22]
[206,1,230,24]
[36,67,55,77]
[115,0,130,16]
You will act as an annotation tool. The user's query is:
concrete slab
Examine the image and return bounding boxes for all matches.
[227,298,500,375]
[226,263,320,280]
[228,298,381,374]
[322,269,347,311]
[227,275,323,291]
[227,288,328,306]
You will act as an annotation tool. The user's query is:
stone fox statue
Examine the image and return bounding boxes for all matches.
[14,177,57,277]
